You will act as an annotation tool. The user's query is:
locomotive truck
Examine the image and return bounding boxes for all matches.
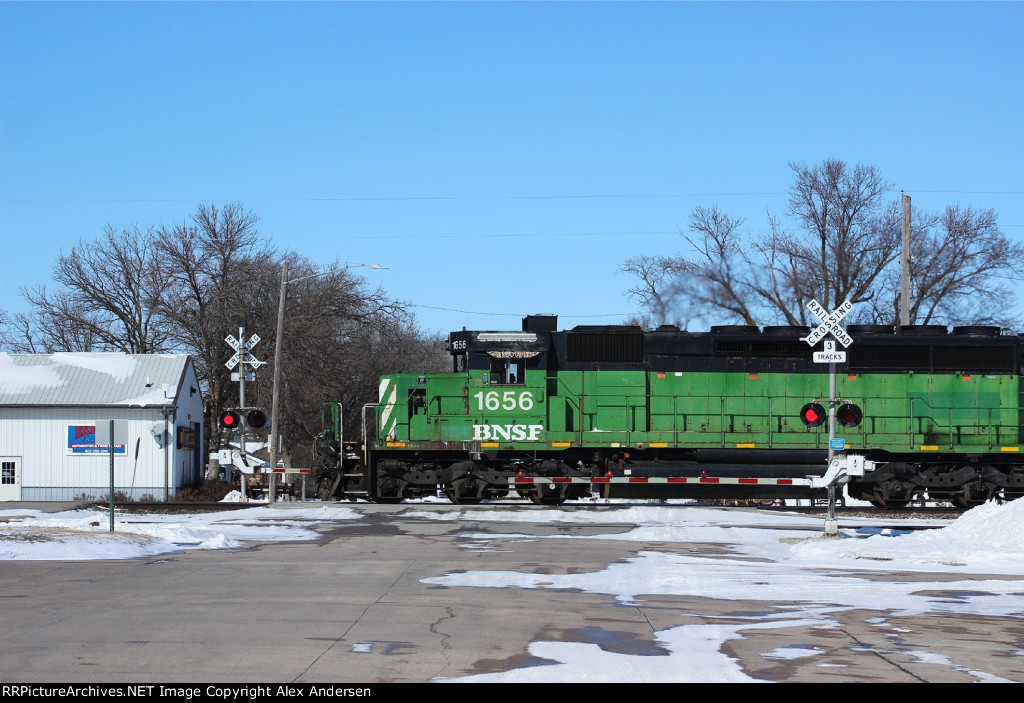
[313,315,1024,509]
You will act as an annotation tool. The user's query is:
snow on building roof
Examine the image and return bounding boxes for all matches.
[0,353,195,407]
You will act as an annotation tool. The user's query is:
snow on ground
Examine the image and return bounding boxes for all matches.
[0,501,360,560]
[3,496,1024,682]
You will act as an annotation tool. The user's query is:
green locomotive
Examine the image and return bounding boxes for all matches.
[316,315,1024,508]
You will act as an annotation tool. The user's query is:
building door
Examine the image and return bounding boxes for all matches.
[0,457,21,501]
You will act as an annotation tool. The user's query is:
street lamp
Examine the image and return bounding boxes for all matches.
[268,261,387,502]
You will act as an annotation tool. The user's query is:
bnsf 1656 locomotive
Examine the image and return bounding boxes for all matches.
[315,315,1024,508]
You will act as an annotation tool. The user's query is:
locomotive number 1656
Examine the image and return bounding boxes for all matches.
[473,390,535,412]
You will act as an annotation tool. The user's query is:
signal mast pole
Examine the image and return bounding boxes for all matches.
[239,327,248,469]
[225,327,264,502]
[806,299,855,534]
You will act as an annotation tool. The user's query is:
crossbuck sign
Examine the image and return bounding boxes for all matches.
[225,333,265,370]
[805,299,854,348]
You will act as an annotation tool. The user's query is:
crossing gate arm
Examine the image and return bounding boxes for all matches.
[230,452,266,474]
[509,456,879,491]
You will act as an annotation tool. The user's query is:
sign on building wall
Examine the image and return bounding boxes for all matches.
[66,425,126,455]
[177,426,195,450]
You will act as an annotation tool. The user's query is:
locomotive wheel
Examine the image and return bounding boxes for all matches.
[445,491,483,505]
[952,495,982,509]
[872,480,912,509]
[445,477,484,505]
[876,496,910,509]
[864,494,886,509]
[317,472,342,501]
[531,482,568,505]
[952,482,988,509]
[527,492,566,505]
[375,476,406,503]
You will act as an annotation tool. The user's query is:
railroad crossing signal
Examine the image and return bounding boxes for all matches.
[225,333,265,370]
[219,408,268,429]
[806,299,853,348]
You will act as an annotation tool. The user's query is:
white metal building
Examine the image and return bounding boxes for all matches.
[0,353,204,501]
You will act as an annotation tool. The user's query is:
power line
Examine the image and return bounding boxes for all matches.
[5,223,1024,246]
[268,223,1024,241]
[904,190,1024,196]
[0,229,683,244]
[273,230,680,241]
[1,192,785,204]
[3,189,1022,205]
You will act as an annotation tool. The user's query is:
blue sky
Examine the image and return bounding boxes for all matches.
[2,1,1022,336]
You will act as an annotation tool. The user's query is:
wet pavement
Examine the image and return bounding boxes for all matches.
[1,501,1022,683]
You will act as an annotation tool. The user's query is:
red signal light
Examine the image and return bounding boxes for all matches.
[800,402,826,428]
[836,403,863,428]
[219,410,241,428]
[246,409,268,429]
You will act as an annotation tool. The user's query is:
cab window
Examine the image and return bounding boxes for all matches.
[489,358,522,384]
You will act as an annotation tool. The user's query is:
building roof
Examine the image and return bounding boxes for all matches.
[0,353,197,407]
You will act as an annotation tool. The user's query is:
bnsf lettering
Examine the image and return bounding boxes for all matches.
[473,424,543,441]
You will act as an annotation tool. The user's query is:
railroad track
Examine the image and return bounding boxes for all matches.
[100,498,968,518]
[98,501,269,513]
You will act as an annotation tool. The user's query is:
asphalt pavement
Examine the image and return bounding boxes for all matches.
[1,501,1022,684]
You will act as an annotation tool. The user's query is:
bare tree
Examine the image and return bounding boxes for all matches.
[8,288,106,353]
[5,201,444,483]
[622,159,1022,329]
[684,205,760,325]
[906,205,1024,326]
[10,225,171,353]
[249,259,435,469]
[780,160,898,318]
[620,254,697,327]
[153,203,273,465]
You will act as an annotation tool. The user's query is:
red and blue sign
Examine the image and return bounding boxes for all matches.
[67,425,126,455]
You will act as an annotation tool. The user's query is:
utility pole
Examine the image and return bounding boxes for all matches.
[268,261,386,504]
[901,192,911,327]
[269,262,288,503]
